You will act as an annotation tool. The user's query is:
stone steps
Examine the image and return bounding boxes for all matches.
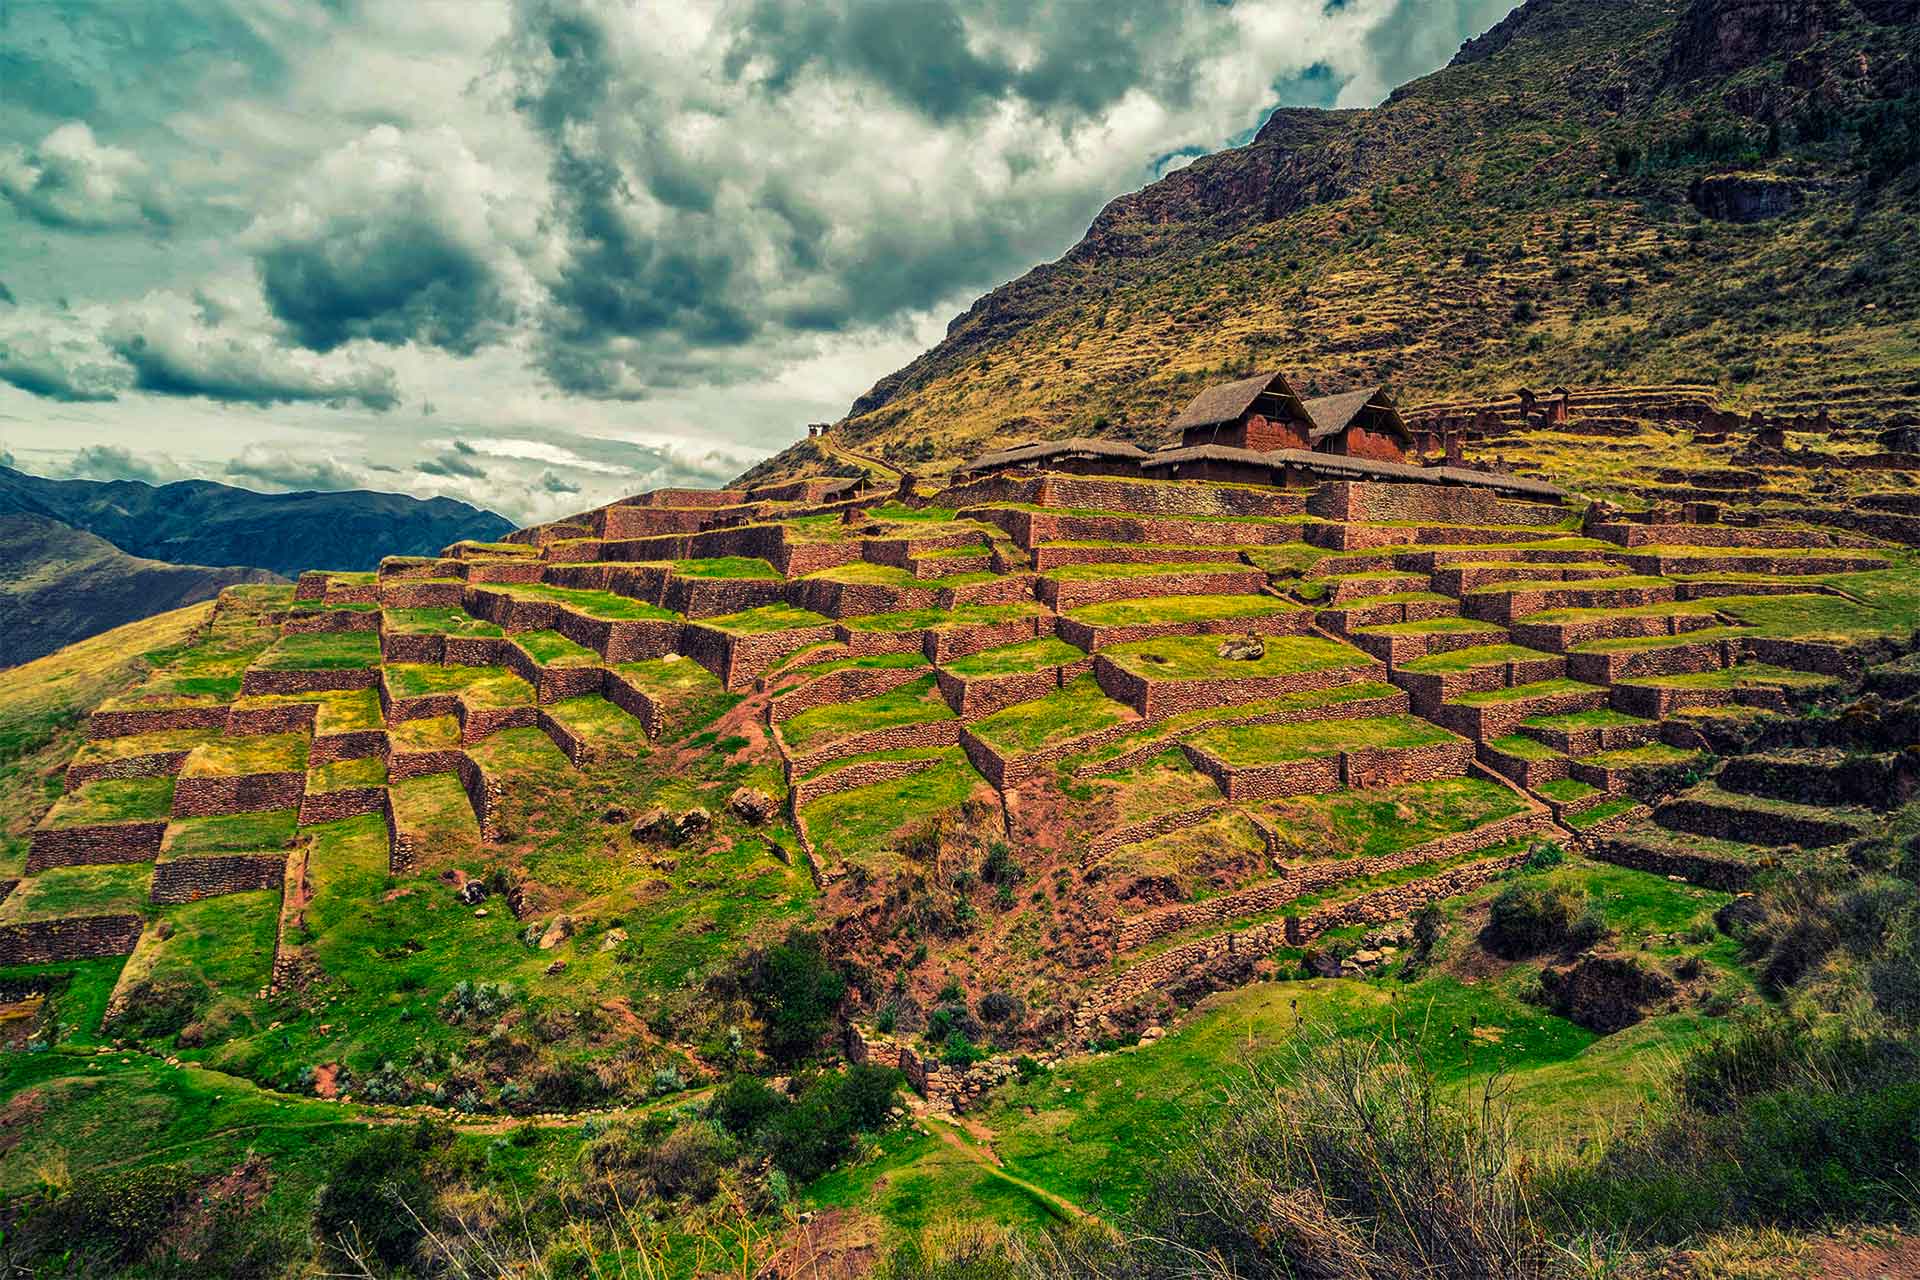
[1652,783,1874,849]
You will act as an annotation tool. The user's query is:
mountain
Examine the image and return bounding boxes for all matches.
[0,466,515,579]
[743,0,1920,482]
[0,512,279,668]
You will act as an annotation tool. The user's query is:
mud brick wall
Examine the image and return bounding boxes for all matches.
[1041,569,1266,611]
[225,701,319,737]
[1307,482,1564,527]
[151,853,285,903]
[1093,657,1385,720]
[922,616,1049,663]
[1055,607,1310,652]
[381,581,466,609]
[602,672,666,739]
[88,705,231,740]
[536,708,596,767]
[784,719,960,778]
[1285,851,1529,945]
[0,914,143,966]
[298,785,387,825]
[27,821,167,871]
[1080,803,1230,867]
[172,771,306,817]
[770,666,926,723]
[1590,837,1757,890]
[240,667,379,697]
[789,754,946,812]
[65,749,194,790]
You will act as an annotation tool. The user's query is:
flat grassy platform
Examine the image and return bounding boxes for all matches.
[1190,714,1458,766]
[1067,594,1300,627]
[968,676,1134,756]
[1102,634,1372,682]
[781,675,956,755]
[181,732,309,777]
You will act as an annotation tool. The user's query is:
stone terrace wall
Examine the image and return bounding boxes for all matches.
[65,748,195,789]
[151,854,285,904]
[789,754,946,812]
[1113,810,1549,950]
[1074,687,1410,779]
[1055,606,1310,652]
[224,701,319,737]
[1307,481,1565,527]
[1093,657,1385,720]
[283,609,380,634]
[27,821,167,872]
[769,666,926,723]
[785,719,960,778]
[171,771,306,818]
[0,914,143,965]
[298,785,387,825]
[239,667,379,697]
[88,705,230,740]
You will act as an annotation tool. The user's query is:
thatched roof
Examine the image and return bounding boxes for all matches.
[1139,445,1283,470]
[1302,387,1411,446]
[1171,371,1301,431]
[960,437,1150,473]
[1429,466,1566,499]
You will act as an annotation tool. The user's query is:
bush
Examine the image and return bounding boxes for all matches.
[742,929,847,1066]
[766,1065,903,1183]
[1485,881,1602,958]
[648,1120,736,1202]
[32,1165,199,1268]
[105,978,204,1041]
[439,979,514,1026]
[313,1122,447,1271]
[712,1074,788,1140]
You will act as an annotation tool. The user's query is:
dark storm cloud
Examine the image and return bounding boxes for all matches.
[105,325,400,411]
[249,126,521,357]
[225,445,364,491]
[418,440,489,479]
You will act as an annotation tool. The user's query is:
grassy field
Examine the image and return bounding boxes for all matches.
[1102,634,1372,681]
[969,677,1134,756]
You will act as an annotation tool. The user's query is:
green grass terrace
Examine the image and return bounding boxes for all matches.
[1066,593,1301,627]
[1100,634,1375,682]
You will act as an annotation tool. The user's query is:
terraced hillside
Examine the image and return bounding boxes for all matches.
[6,457,1912,1109]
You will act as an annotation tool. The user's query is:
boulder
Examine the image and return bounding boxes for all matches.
[599,927,629,953]
[677,807,712,840]
[1304,950,1345,979]
[537,915,574,951]
[1689,172,1799,223]
[630,807,676,844]
[727,787,776,825]
[1540,950,1676,1033]
[456,880,488,906]
[602,805,630,825]
[1217,634,1266,662]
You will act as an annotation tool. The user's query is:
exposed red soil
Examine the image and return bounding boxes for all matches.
[1816,1233,1920,1279]
[762,1206,883,1280]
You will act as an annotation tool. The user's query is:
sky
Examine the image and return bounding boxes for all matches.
[0,0,1517,525]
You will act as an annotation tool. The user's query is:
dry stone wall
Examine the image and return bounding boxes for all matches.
[27,822,167,872]
[150,854,285,903]
[0,914,142,965]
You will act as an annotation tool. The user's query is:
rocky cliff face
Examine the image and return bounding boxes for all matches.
[753,0,1920,483]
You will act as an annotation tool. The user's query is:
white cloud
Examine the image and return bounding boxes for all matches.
[0,122,171,232]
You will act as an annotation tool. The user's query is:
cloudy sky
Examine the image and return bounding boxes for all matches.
[0,0,1515,524]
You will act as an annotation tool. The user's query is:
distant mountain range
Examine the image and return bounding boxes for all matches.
[0,466,514,579]
[0,466,514,667]
[0,513,280,667]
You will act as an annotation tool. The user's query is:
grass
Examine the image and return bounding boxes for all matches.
[1488,734,1564,761]
[1579,742,1700,767]
[1066,593,1300,627]
[496,582,678,621]
[1063,681,1404,772]
[839,603,1047,632]
[166,809,298,854]
[1264,776,1532,859]
[389,714,461,750]
[0,863,150,924]
[514,629,601,666]
[1465,573,1674,597]
[801,750,985,869]
[384,664,535,707]
[799,745,955,783]
[1191,714,1457,766]
[1101,634,1372,682]
[1622,663,1836,691]
[702,603,835,634]
[1399,643,1561,673]
[1538,778,1602,802]
[380,607,504,637]
[781,675,956,754]
[1352,617,1506,637]
[231,688,384,735]
[671,556,781,579]
[388,771,479,848]
[307,755,387,791]
[180,733,309,777]
[69,726,223,765]
[1567,795,1640,828]
[42,777,175,827]
[1521,708,1650,731]
[969,676,1133,756]
[943,636,1087,677]
[1452,677,1600,706]
[252,631,381,671]
[1046,560,1250,582]
[541,695,649,750]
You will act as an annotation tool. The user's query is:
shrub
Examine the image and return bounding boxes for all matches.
[313,1122,447,1271]
[648,1120,736,1202]
[742,929,847,1066]
[439,979,514,1026]
[766,1065,903,1183]
[980,841,1023,888]
[105,978,204,1041]
[32,1165,199,1268]
[1485,881,1602,958]
[712,1074,787,1140]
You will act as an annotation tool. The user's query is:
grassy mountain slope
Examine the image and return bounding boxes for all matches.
[744,0,1920,482]
[0,513,279,669]
[0,466,514,578]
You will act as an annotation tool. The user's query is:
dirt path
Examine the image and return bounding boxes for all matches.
[921,1114,1096,1227]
